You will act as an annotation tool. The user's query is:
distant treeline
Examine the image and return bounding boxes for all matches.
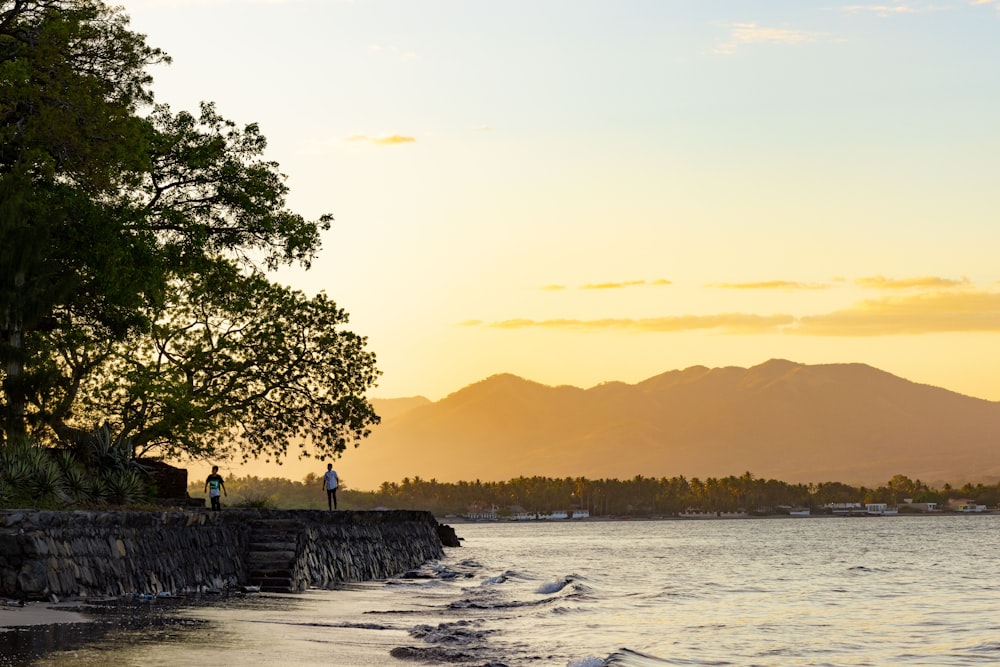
[188,472,1000,516]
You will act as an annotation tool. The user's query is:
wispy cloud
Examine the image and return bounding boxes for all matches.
[368,44,420,62]
[840,2,932,15]
[855,275,970,290]
[582,280,648,290]
[795,290,1000,336]
[345,134,416,146]
[469,287,1000,337]
[479,314,795,334]
[548,279,672,291]
[709,280,829,290]
[715,22,821,55]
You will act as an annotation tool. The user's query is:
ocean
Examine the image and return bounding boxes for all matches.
[8,515,1000,666]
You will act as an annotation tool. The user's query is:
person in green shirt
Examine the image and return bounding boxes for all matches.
[204,466,227,511]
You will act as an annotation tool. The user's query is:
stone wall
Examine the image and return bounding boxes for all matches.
[0,509,448,600]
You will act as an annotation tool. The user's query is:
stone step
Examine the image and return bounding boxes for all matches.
[249,568,293,580]
[247,551,294,561]
[249,541,298,552]
[250,531,299,543]
[259,585,295,593]
[253,575,293,585]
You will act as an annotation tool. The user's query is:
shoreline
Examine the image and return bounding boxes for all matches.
[440,510,997,523]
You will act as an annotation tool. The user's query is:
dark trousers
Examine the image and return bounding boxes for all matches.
[327,488,338,510]
[210,495,221,511]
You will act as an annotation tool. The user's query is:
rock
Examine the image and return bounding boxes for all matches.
[436,523,462,547]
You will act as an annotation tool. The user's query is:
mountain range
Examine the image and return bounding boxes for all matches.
[335,359,1000,491]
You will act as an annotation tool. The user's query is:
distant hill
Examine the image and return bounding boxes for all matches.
[370,396,432,422]
[339,359,1000,491]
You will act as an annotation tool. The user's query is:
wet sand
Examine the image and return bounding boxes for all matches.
[0,595,219,666]
[0,601,93,629]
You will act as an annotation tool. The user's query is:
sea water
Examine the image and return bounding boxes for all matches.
[12,515,1000,666]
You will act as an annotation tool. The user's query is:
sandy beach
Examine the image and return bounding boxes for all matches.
[0,600,95,629]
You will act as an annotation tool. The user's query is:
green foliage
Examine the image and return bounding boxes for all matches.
[0,433,151,508]
[69,261,379,462]
[232,489,278,510]
[102,468,146,506]
[1,0,379,466]
[189,471,1000,517]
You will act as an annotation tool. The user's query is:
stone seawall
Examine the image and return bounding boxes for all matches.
[0,509,449,600]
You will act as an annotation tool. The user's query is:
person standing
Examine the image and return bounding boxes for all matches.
[204,465,227,511]
[322,463,339,510]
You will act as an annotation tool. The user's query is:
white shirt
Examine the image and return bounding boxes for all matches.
[323,469,339,490]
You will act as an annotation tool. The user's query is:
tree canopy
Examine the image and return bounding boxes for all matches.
[0,0,380,463]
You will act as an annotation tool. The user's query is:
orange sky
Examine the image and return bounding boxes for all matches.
[122,0,1000,485]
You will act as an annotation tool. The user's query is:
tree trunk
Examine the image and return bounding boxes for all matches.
[1,270,27,443]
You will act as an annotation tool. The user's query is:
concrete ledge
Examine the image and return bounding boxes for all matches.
[0,509,447,600]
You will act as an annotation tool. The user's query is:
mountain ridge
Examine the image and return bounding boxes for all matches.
[346,359,1000,491]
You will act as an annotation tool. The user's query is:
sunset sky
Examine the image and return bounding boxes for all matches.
[121,0,1000,411]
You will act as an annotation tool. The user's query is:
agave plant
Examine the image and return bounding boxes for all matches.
[57,457,93,504]
[103,468,146,506]
[0,446,35,492]
[0,429,152,508]
[26,457,64,500]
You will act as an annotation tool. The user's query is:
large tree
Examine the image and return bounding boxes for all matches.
[0,0,380,461]
[1,0,165,437]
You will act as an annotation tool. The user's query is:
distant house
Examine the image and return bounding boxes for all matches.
[947,498,987,513]
[825,502,865,516]
[865,503,898,515]
[465,504,498,521]
[900,499,938,512]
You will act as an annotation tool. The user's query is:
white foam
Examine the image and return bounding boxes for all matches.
[568,657,606,667]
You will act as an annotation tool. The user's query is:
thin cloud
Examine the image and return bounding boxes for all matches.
[345,134,416,146]
[577,279,672,290]
[482,314,795,334]
[840,3,930,15]
[469,289,1000,337]
[541,285,567,291]
[582,280,648,290]
[795,290,1000,336]
[710,280,829,290]
[715,22,820,55]
[855,275,970,290]
[368,44,420,62]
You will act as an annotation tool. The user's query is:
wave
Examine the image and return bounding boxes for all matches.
[480,569,522,586]
[537,574,583,594]
[602,647,728,666]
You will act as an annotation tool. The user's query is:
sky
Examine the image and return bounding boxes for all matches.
[119,0,1000,411]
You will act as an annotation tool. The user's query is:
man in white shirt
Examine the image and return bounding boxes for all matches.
[322,463,339,510]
